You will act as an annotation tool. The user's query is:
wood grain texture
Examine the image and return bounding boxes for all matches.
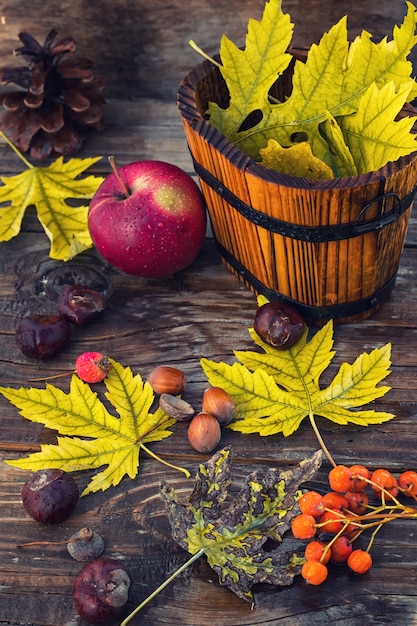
[0,0,415,100]
[0,0,417,624]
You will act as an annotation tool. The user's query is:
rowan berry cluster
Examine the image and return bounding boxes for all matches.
[291,464,417,586]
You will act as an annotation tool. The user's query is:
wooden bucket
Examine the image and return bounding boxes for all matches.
[177,55,417,325]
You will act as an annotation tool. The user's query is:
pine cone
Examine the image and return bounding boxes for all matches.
[0,29,105,160]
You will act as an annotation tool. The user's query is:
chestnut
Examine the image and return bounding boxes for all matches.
[57,284,105,325]
[15,314,71,359]
[21,468,79,523]
[253,302,305,349]
[73,558,131,625]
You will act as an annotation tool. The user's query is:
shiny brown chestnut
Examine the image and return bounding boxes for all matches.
[253,302,305,349]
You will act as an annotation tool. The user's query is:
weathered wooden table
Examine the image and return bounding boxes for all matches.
[1,1,417,624]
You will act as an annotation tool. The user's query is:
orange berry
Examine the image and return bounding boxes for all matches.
[318,509,345,534]
[299,491,325,518]
[291,514,317,540]
[398,470,417,497]
[305,540,331,564]
[301,560,328,585]
[347,549,373,574]
[322,492,349,511]
[328,465,354,493]
[349,464,370,492]
[371,468,399,501]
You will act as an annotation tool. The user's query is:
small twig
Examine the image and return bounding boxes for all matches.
[188,40,222,68]
[120,548,205,626]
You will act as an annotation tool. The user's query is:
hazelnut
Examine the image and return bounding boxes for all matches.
[202,387,236,426]
[147,365,186,395]
[159,393,195,421]
[188,412,221,454]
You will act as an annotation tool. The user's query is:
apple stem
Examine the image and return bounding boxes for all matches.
[108,155,130,198]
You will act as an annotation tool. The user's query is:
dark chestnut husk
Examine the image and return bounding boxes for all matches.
[73,558,131,624]
[57,284,105,325]
[15,314,72,359]
[21,468,79,523]
[253,302,305,349]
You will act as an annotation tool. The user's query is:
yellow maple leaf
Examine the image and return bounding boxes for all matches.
[0,359,190,495]
[259,139,334,179]
[201,317,393,463]
[200,0,417,175]
[0,132,104,261]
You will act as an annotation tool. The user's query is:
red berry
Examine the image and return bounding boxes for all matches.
[345,491,369,515]
[304,540,331,564]
[298,491,325,518]
[301,560,328,585]
[371,468,399,501]
[398,470,417,497]
[291,514,317,540]
[328,465,354,493]
[330,536,353,563]
[75,352,112,383]
[347,549,373,574]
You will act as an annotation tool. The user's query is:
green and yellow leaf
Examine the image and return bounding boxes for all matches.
[259,139,334,179]
[199,0,417,176]
[0,152,104,260]
[161,447,323,601]
[201,319,394,438]
[207,0,294,138]
[335,81,417,174]
[0,359,179,495]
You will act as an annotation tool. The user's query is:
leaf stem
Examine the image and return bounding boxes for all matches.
[0,130,33,169]
[120,548,205,625]
[188,39,222,68]
[308,413,337,467]
[140,442,191,478]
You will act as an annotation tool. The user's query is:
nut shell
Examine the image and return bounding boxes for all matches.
[159,393,195,421]
[67,527,105,561]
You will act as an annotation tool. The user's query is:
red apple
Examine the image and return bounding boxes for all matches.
[88,159,207,278]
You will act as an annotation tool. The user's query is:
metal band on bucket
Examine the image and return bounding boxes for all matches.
[192,156,417,242]
[215,240,397,322]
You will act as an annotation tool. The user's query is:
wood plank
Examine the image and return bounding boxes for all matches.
[0,0,417,623]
